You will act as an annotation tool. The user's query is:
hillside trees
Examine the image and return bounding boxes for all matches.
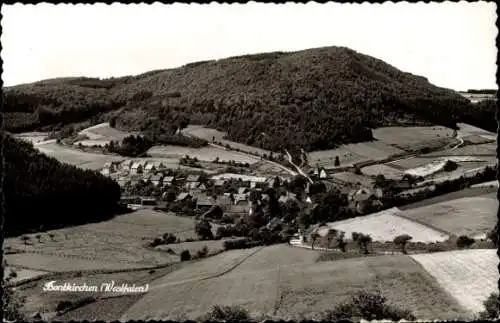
[4,46,482,153]
[3,132,121,236]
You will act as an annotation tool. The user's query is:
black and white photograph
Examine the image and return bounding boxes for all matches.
[1,1,498,322]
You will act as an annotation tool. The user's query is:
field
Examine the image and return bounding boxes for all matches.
[276,255,470,320]
[308,141,404,168]
[457,123,497,140]
[4,209,214,272]
[13,132,49,145]
[122,245,470,320]
[332,172,375,187]
[361,164,404,179]
[78,122,134,139]
[4,266,49,284]
[74,122,137,147]
[16,264,183,319]
[34,140,124,170]
[319,208,449,242]
[400,197,498,238]
[410,249,499,313]
[147,145,260,164]
[183,125,272,157]
[372,126,455,151]
[390,156,492,170]
[425,143,497,157]
[400,187,497,210]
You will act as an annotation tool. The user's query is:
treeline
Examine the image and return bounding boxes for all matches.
[466,89,497,95]
[4,46,489,152]
[2,132,121,236]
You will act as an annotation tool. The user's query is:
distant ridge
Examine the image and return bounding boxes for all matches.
[4,46,493,153]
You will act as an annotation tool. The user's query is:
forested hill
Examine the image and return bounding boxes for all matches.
[4,46,490,152]
[2,132,121,236]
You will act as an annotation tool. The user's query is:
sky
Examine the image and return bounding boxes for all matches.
[1,2,497,91]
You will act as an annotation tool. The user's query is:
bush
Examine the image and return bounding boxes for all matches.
[56,300,73,312]
[149,237,163,247]
[197,246,209,258]
[162,232,177,244]
[443,160,458,172]
[202,305,251,321]
[456,235,475,249]
[180,250,191,261]
[324,291,415,321]
[479,293,500,319]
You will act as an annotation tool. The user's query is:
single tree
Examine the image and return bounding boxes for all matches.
[336,231,347,252]
[326,229,338,249]
[21,235,30,245]
[353,232,372,254]
[334,156,340,167]
[311,232,320,250]
[180,250,191,261]
[393,234,413,254]
[195,219,214,240]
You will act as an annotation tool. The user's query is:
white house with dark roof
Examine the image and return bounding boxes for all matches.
[151,173,164,186]
[162,176,175,187]
[130,162,143,174]
[144,163,156,173]
[233,193,248,205]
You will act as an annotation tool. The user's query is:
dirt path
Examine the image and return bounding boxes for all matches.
[285,149,313,183]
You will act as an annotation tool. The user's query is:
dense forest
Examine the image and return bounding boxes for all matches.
[2,132,121,236]
[4,46,490,154]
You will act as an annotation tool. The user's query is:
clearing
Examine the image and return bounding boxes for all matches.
[183,125,272,157]
[331,172,375,187]
[400,197,498,238]
[4,209,213,272]
[147,145,260,164]
[410,249,499,314]
[16,264,183,319]
[13,132,49,145]
[372,126,456,151]
[308,141,404,169]
[318,207,449,242]
[122,245,469,320]
[75,122,135,146]
[361,164,404,180]
[4,267,49,284]
[34,140,124,170]
[457,123,497,140]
